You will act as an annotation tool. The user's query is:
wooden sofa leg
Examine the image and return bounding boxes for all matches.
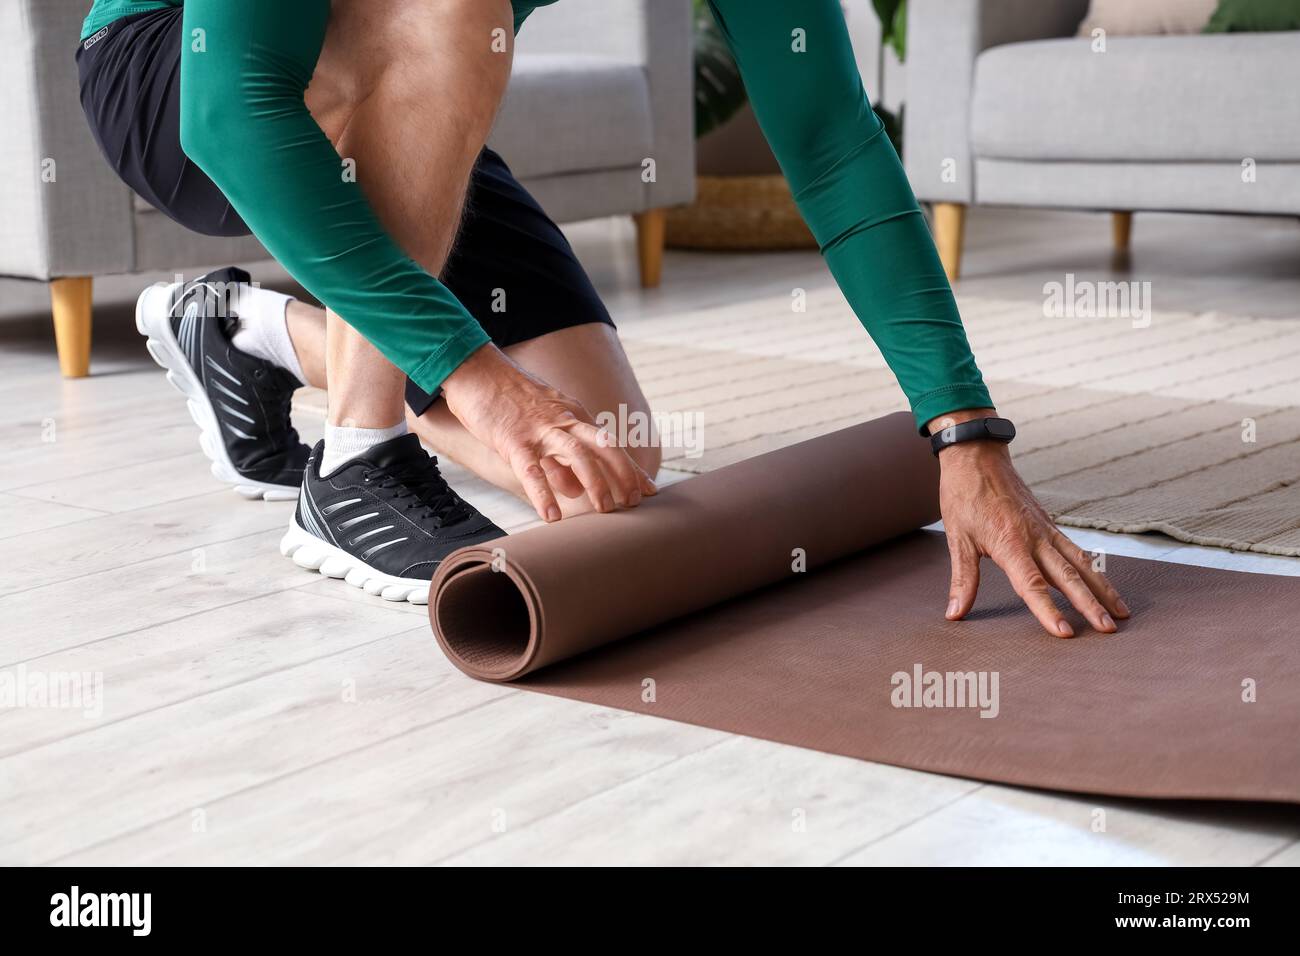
[1112,211,1133,252]
[50,277,94,378]
[933,202,966,282]
[633,209,666,289]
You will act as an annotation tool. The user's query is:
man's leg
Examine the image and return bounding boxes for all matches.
[269,132,660,515]
[225,0,657,515]
[401,144,660,514]
[270,0,519,600]
[302,0,514,468]
[269,304,658,517]
[413,324,661,516]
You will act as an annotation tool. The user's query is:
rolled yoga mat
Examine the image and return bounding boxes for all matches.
[429,412,1300,803]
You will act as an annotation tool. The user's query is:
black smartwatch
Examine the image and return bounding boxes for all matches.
[929,417,1016,456]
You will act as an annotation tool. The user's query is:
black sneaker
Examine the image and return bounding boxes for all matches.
[280,434,505,604]
[135,266,308,501]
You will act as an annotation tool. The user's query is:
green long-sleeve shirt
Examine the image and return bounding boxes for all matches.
[82,0,991,431]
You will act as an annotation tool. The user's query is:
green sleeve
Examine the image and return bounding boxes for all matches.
[707,0,993,432]
[178,0,489,392]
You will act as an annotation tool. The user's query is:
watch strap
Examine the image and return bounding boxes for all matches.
[929,417,1016,456]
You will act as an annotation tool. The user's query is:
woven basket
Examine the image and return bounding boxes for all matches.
[665,174,817,251]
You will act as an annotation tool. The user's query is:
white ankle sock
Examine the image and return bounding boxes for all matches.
[230,283,307,384]
[321,421,409,477]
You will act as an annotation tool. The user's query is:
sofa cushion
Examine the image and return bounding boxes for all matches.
[971,34,1300,162]
[488,54,653,179]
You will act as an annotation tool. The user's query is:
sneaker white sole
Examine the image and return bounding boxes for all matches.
[280,518,430,605]
[135,282,299,502]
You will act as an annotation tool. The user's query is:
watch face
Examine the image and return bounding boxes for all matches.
[985,418,1015,440]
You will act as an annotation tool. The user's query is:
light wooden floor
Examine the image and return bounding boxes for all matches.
[2,208,1299,865]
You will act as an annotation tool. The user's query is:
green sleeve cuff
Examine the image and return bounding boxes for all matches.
[910,384,996,435]
[407,322,492,395]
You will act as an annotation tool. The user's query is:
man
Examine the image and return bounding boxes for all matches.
[77,0,1130,636]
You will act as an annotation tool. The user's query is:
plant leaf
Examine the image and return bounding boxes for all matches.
[872,0,904,43]
[692,9,747,139]
[888,0,907,62]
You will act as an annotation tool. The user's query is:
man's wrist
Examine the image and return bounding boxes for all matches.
[925,409,1015,461]
[925,407,997,436]
[440,342,499,399]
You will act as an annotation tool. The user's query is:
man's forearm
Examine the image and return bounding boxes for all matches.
[707,0,992,432]
[179,0,490,393]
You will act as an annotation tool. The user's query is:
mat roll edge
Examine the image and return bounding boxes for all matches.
[429,412,940,681]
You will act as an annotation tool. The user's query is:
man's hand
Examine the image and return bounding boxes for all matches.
[442,344,656,522]
[930,409,1130,637]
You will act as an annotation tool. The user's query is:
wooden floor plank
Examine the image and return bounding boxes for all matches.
[441,737,980,866]
[0,492,107,541]
[51,693,725,866]
[832,785,1300,867]
[5,627,511,864]
[6,452,237,514]
[0,529,301,663]
[0,492,291,598]
[1,588,426,759]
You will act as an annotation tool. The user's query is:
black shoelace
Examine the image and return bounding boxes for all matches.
[245,363,306,466]
[251,366,294,430]
[364,458,472,528]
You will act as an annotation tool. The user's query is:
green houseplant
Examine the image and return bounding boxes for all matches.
[692,0,747,140]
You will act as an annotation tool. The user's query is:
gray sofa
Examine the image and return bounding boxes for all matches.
[903,0,1300,279]
[3,0,694,377]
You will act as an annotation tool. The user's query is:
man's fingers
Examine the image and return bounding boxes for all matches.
[510,449,562,523]
[945,538,980,620]
[541,457,586,500]
[567,420,644,508]
[553,416,644,509]
[544,447,651,508]
[1038,543,1116,634]
[541,428,617,513]
[1052,530,1130,619]
[996,545,1074,638]
[567,409,656,497]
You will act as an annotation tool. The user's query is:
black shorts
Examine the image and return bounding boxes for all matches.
[75,8,614,416]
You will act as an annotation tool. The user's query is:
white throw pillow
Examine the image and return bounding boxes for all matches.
[1077,0,1219,36]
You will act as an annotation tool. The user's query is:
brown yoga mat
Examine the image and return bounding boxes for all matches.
[429,413,1300,803]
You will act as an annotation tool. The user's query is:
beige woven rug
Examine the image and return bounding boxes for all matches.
[617,289,1300,557]
[293,289,1300,555]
